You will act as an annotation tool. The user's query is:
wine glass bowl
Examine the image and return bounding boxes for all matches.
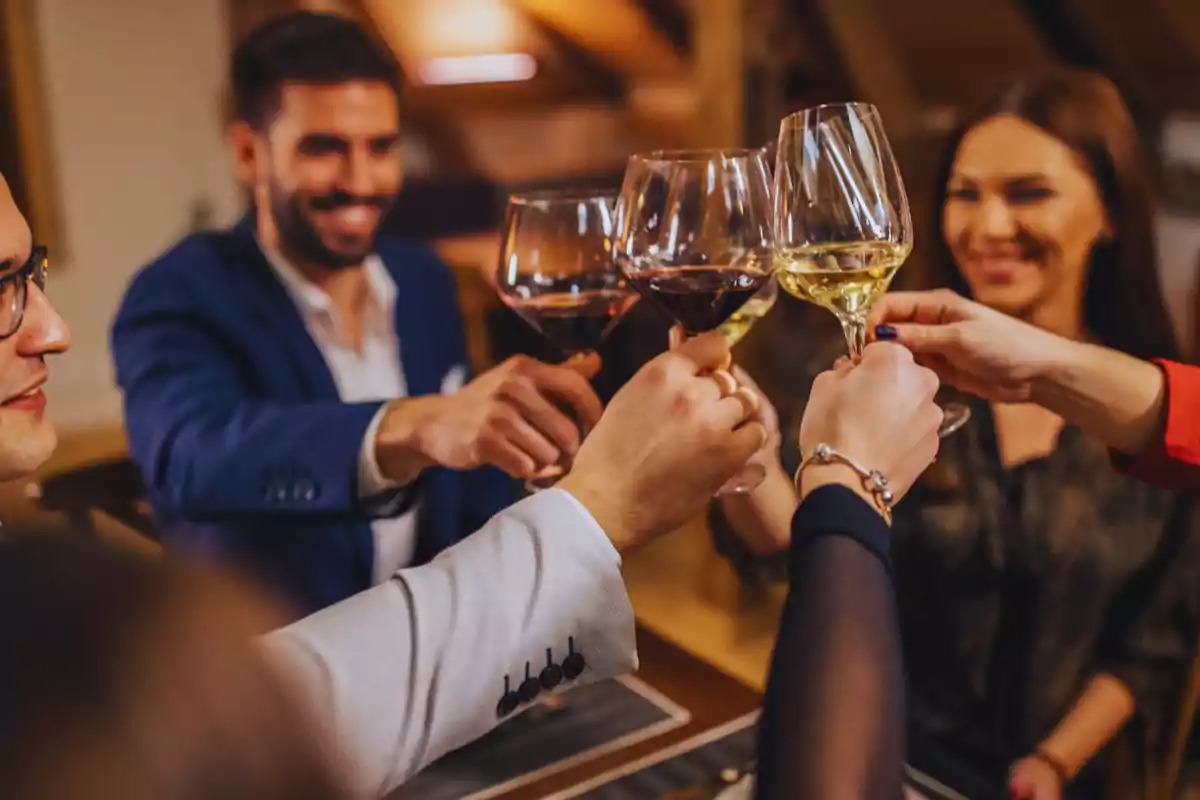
[719,279,777,348]
[496,190,638,358]
[773,103,911,355]
[773,104,970,437]
[614,149,775,337]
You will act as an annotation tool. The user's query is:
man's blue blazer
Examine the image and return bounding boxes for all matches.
[111,217,517,618]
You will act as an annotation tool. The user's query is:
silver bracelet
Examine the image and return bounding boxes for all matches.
[794,443,894,521]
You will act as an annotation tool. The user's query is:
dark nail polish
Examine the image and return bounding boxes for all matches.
[874,324,898,341]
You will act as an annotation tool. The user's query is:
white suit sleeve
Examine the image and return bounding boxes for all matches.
[261,488,638,797]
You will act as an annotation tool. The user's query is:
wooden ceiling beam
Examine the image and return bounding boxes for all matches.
[1158,0,1200,70]
[508,0,686,81]
[814,0,922,138]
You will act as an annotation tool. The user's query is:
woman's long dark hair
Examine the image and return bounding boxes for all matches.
[915,67,1180,362]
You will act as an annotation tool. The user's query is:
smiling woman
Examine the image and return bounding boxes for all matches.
[918,68,1176,363]
[873,68,1197,800]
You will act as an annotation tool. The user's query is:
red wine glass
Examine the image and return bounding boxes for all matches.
[494,189,639,491]
[614,148,774,494]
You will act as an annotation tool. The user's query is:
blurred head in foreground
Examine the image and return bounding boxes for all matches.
[0,534,347,799]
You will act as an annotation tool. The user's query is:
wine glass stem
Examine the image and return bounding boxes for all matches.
[838,315,867,360]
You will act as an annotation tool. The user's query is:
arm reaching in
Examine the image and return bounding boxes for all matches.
[265,332,767,796]
[264,489,634,796]
[757,343,943,799]
[115,266,603,519]
[867,290,1200,491]
[715,366,797,557]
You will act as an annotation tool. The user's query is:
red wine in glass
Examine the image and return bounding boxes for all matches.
[615,148,775,494]
[502,285,638,356]
[495,191,638,491]
[626,266,769,335]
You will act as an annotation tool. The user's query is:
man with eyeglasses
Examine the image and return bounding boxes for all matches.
[0,199,70,484]
[0,170,654,792]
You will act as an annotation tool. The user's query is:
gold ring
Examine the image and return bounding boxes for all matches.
[711,369,738,398]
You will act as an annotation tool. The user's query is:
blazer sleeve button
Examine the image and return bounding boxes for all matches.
[562,636,585,681]
[496,675,520,718]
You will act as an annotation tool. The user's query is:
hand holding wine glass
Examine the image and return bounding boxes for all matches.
[559,331,766,547]
[493,190,639,489]
[773,103,969,437]
[798,343,942,506]
[615,148,775,493]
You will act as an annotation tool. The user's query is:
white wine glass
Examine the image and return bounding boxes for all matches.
[773,103,970,437]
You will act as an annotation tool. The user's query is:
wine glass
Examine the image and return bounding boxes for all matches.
[614,148,774,494]
[773,103,970,437]
[719,279,777,348]
[495,189,639,490]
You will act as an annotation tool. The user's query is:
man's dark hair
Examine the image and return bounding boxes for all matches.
[231,11,402,130]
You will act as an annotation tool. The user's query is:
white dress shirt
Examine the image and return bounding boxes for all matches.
[263,247,461,582]
[265,488,638,797]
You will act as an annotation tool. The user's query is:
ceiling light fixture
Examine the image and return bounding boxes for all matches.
[419,53,537,86]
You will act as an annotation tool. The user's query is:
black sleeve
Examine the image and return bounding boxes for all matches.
[755,484,905,800]
[1092,495,1200,753]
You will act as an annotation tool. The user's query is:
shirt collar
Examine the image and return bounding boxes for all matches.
[259,241,396,326]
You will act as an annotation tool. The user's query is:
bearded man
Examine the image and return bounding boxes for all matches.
[111,12,601,618]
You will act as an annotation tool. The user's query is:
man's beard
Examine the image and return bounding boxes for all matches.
[268,183,392,270]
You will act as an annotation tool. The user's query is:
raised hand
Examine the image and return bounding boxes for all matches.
[559,332,766,549]
[374,354,603,482]
[1008,755,1064,800]
[867,289,1067,403]
[799,342,942,504]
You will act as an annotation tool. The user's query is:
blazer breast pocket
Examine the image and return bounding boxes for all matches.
[440,364,467,395]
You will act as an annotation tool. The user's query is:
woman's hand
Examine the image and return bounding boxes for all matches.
[869,289,1169,457]
[798,342,942,507]
[730,365,783,472]
[1008,755,1064,800]
[867,289,1070,403]
[716,365,797,556]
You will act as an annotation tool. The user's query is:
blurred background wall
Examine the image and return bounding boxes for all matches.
[5,0,1200,434]
[31,0,240,429]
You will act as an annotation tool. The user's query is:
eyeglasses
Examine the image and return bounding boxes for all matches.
[0,246,48,339]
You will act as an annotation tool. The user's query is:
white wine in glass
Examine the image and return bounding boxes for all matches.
[774,103,970,437]
[718,278,777,347]
[774,241,907,322]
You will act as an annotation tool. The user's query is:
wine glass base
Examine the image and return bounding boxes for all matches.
[715,463,767,496]
[938,403,971,438]
[524,464,566,493]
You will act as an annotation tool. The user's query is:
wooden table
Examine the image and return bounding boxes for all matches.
[489,628,762,799]
[624,518,786,693]
[478,520,785,798]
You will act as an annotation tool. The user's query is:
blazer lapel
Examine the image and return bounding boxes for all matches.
[386,251,442,398]
[220,218,341,401]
